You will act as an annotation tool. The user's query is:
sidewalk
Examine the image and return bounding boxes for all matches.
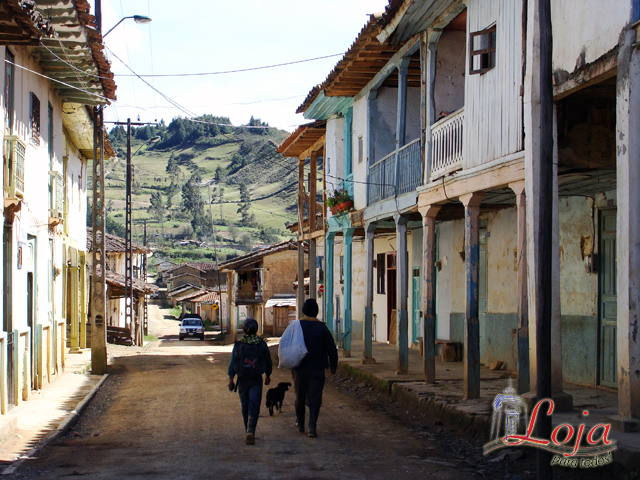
[0,349,106,469]
[337,340,640,470]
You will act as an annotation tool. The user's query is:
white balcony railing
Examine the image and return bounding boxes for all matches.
[430,107,464,180]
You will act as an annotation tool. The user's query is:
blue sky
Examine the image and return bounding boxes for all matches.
[98,1,389,132]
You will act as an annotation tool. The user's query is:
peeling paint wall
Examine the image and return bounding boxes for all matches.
[485,208,518,314]
[370,86,397,164]
[435,30,466,115]
[551,0,630,74]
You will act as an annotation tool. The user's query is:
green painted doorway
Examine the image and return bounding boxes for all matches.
[598,209,617,388]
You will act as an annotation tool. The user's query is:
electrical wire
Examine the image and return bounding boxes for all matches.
[114,53,344,77]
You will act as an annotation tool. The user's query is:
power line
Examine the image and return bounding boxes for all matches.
[114,53,344,77]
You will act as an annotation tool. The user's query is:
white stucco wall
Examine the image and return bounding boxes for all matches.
[324,116,344,194]
[352,96,368,210]
[552,0,630,74]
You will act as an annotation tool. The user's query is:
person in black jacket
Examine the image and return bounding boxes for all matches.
[228,318,272,445]
[292,298,338,438]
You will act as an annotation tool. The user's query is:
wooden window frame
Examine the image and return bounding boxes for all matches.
[469,26,496,75]
[30,92,41,146]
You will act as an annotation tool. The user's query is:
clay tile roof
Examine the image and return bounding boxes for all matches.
[0,0,56,45]
[220,240,302,270]
[277,121,326,158]
[86,227,151,254]
[106,270,158,294]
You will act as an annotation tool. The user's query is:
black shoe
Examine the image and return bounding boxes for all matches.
[308,407,320,438]
[245,433,255,445]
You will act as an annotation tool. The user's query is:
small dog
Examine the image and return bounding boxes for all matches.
[265,382,292,416]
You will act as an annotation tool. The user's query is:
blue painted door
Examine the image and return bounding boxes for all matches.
[599,209,617,388]
[412,268,421,344]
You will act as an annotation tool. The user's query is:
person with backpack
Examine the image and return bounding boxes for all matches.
[228,318,272,445]
[293,299,338,438]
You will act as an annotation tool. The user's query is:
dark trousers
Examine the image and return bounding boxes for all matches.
[237,377,262,427]
[292,368,325,410]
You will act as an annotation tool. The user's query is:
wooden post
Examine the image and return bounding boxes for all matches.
[422,34,440,184]
[510,182,530,394]
[460,193,484,398]
[310,152,317,231]
[79,252,87,350]
[325,233,335,334]
[297,158,305,319]
[394,57,411,194]
[69,265,80,352]
[394,214,409,374]
[309,238,317,300]
[616,24,640,421]
[342,227,355,357]
[363,222,376,364]
[419,205,441,383]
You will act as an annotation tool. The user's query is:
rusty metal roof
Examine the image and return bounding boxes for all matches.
[86,227,151,254]
[277,121,326,158]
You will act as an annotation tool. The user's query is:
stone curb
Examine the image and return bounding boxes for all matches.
[2,374,109,476]
[337,362,489,437]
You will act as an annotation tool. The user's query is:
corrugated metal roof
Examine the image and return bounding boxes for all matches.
[264,297,297,308]
[303,91,353,121]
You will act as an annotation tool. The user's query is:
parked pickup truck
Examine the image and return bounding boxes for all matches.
[179,314,205,341]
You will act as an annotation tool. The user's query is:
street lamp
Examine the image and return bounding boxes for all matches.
[103,15,152,38]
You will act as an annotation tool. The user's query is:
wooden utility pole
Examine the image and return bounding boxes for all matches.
[536,0,554,477]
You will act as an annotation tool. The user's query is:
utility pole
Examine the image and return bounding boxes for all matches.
[106,119,157,346]
[207,183,224,335]
[143,219,148,336]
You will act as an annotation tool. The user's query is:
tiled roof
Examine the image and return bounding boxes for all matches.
[106,270,158,294]
[87,227,151,254]
[166,283,199,297]
[164,262,219,274]
[220,240,300,270]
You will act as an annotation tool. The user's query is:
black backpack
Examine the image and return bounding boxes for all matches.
[234,341,266,378]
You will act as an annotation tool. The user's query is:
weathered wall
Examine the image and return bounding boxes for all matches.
[405,86,421,144]
[551,0,629,74]
[435,30,466,116]
[324,115,345,193]
[370,86,397,164]
[352,96,368,210]
[263,249,298,298]
[485,208,518,314]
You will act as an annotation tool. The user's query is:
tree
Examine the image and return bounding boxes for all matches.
[218,187,225,221]
[214,165,223,184]
[181,173,206,236]
[237,183,254,225]
[148,191,165,223]
[166,153,179,176]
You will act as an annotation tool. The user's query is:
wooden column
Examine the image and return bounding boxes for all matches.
[510,181,530,394]
[79,252,87,350]
[309,153,317,299]
[342,228,355,357]
[423,37,439,184]
[394,57,411,194]
[460,193,484,398]
[363,222,376,364]
[616,26,640,421]
[395,214,409,374]
[325,233,335,334]
[297,158,305,319]
[419,204,441,383]
[309,238,317,300]
[68,265,80,352]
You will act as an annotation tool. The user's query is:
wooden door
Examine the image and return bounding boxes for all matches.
[599,209,617,388]
[274,307,289,336]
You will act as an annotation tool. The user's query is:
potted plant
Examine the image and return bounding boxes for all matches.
[325,189,353,215]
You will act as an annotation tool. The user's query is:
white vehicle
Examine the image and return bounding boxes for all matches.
[179,315,205,341]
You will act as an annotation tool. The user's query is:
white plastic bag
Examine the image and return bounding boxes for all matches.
[278,319,308,369]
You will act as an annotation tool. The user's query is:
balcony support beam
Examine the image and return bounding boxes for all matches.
[394,214,409,374]
[422,34,439,185]
[325,232,336,335]
[363,222,376,364]
[342,227,355,357]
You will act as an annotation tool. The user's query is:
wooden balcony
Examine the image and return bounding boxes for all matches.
[430,107,464,180]
[368,138,422,205]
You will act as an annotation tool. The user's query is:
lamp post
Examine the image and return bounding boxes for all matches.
[103,15,152,38]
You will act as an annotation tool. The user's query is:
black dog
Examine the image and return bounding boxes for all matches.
[265,382,292,416]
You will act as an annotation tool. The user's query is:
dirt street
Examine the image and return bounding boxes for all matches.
[13,304,528,480]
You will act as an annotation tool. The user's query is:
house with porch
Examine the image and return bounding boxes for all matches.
[0,0,116,412]
[86,228,157,346]
[283,0,640,429]
[220,240,301,337]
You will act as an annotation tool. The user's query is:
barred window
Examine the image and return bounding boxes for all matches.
[30,93,41,145]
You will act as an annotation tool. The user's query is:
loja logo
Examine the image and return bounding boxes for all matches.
[483,382,617,468]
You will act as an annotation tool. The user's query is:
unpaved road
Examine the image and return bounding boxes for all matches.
[13,303,525,480]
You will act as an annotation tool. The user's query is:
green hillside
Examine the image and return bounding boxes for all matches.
[89,115,314,267]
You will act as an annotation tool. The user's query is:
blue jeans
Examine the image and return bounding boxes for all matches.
[237,377,262,433]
